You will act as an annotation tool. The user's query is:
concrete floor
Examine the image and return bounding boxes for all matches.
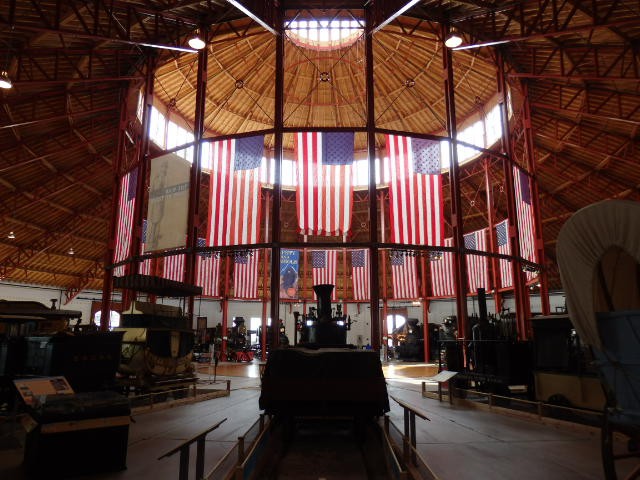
[0,361,623,479]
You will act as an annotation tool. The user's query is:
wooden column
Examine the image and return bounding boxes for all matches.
[442,26,468,340]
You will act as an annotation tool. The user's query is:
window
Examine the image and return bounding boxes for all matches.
[149,106,166,148]
[386,314,406,346]
[287,19,363,50]
[94,310,121,330]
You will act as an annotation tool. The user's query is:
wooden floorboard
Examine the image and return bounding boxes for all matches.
[0,361,623,479]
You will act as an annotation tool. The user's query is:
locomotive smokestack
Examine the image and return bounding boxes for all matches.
[477,287,488,323]
[313,284,334,323]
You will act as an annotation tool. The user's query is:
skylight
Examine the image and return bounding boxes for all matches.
[287,19,363,50]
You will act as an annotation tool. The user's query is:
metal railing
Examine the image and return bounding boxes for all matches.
[389,395,440,480]
[158,418,228,480]
[128,380,231,411]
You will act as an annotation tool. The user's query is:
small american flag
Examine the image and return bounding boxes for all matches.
[513,166,537,281]
[312,250,337,300]
[351,250,369,301]
[197,237,220,297]
[391,252,418,299]
[430,237,455,297]
[233,250,259,299]
[387,135,444,246]
[295,132,354,236]
[139,219,153,275]
[208,135,263,247]
[113,168,137,277]
[464,228,489,293]
[496,220,513,288]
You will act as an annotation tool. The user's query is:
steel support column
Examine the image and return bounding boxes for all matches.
[522,81,550,316]
[269,6,284,350]
[185,29,208,319]
[483,158,502,312]
[442,26,468,341]
[123,52,157,311]
[366,5,381,352]
[497,50,529,339]
[99,87,130,331]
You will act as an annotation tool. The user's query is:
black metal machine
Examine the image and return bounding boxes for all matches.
[260,284,389,418]
[395,318,425,361]
[294,285,351,346]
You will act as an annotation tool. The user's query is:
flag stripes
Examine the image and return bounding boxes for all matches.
[233,250,259,299]
[208,136,263,247]
[113,168,137,277]
[311,250,338,300]
[464,228,489,293]
[386,134,444,246]
[496,220,513,288]
[513,165,537,281]
[197,238,220,297]
[391,253,418,299]
[295,132,353,236]
[430,238,455,297]
[162,252,185,282]
[351,249,370,301]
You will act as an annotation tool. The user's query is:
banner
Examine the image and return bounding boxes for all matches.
[146,152,190,251]
[280,249,300,299]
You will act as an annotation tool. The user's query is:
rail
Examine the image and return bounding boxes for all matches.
[158,418,227,480]
[389,395,440,480]
[428,385,603,422]
[127,380,231,412]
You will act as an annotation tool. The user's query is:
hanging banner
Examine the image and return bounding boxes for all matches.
[146,152,190,251]
[279,249,300,299]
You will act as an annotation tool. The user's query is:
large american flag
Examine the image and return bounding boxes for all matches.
[139,219,153,276]
[233,250,259,299]
[311,250,337,300]
[113,168,137,277]
[513,165,537,281]
[430,237,455,297]
[351,249,370,301]
[496,220,513,288]
[197,237,220,297]
[208,135,263,246]
[386,135,444,246]
[464,228,489,293]
[162,251,185,282]
[295,132,354,236]
[391,252,418,299]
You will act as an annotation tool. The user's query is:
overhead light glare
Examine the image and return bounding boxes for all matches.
[188,31,206,50]
[67,247,75,255]
[7,231,15,239]
[445,27,463,49]
[0,71,12,89]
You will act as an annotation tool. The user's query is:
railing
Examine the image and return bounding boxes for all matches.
[127,380,231,411]
[389,395,440,480]
[205,414,271,480]
[431,385,603,424]
[158,418,228,480]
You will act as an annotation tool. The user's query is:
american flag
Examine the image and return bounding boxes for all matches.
[197,237,220,297]
[386,135,444,246]
[113,168,137,277]
[233,250,259,299]
[139,219,152,276]
[162,251,185,282]
[391,252,418,299]
[464,228,489,293]
[311,250,337,300]
[430,237,455,297]
[513,165,537,281]
[351,249,369,301]
[295,132,354,236]
[208,135,263,246]
[496,220,513,288]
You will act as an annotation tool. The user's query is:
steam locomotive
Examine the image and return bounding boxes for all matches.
[260,284,389,418]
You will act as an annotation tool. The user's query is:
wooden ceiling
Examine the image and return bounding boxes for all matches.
[0,1,638,301]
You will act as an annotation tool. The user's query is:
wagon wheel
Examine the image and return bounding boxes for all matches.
[601,409,640,479]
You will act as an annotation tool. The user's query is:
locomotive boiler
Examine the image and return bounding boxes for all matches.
[259,284,389,418]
